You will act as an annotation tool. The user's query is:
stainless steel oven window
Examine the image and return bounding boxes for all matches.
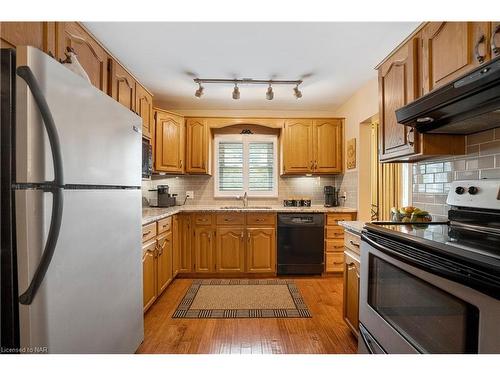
[368,254,479,353]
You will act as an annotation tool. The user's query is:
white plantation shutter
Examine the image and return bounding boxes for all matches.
[214,134,278,197]
[218,142,243,191]
[248,142,274,192]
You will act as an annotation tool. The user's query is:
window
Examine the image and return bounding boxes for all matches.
[214,134,278,197]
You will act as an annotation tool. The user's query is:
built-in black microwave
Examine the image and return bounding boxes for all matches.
[142,139,152,179]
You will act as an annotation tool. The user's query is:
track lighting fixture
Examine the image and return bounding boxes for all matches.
[194,83,204,98]
[193,78,303,100]
[266,84,274,100]
[293,84,302,99]
[232,83,240,100]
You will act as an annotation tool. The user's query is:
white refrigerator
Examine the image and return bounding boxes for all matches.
[0,46,144,353]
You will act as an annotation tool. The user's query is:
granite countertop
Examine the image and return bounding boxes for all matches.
[142,205,357,225]
[338,221,366,235]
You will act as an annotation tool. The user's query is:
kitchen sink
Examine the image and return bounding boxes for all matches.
[219,206,273,210]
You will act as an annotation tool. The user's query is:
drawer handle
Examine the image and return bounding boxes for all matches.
[349,240,360,248]
[143,230,151,236]
[224,218,232,221]
[333,261,343,265]
[474,34,486,63]
[491,24,500,55]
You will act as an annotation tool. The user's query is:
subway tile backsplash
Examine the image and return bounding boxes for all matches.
[412,127,500,221]
[142,175,345,207]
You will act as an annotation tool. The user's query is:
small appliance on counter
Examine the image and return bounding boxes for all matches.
[148,185,177,207]
[324,186,339,207]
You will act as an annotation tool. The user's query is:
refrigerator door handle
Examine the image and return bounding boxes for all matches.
[16,65,65,305]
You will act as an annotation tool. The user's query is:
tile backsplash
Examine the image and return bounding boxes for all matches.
[142,175,349,207]
[412,127,500,221]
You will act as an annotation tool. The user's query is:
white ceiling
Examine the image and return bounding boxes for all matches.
[84,22,419,113]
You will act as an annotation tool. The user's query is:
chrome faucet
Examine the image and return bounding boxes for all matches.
[242,192,248,208]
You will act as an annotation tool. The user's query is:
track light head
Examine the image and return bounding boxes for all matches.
[194,83,204,98]
[293,85,302,99]
[266,84,274,100]
[232,83,240,100]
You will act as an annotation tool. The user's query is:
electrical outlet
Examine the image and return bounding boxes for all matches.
[186,191,194,199]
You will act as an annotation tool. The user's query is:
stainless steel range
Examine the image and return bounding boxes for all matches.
[359,179,500,354]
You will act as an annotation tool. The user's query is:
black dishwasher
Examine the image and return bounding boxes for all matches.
[277,213,324,275]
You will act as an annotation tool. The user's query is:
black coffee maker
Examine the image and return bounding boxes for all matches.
[324,186,339,207]
[152,185,177,207]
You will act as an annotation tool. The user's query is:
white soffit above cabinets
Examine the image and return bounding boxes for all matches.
[84,22,420,112]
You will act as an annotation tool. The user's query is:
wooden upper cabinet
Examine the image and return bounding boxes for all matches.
[422,22,491,94]
[155,110,185,173]
[0,22,55,54]
[378,37,419,161]
[56,22,108,92]
[156,231,173,295]
[109,60,136,112]
[246,228,275,273]
[216,227,245,273]
[136,84,154,139]
[283,119,313,174]
[193,227,214,273]
[313,119,343,173]
[491,22,500,59]
[185,118,209,174]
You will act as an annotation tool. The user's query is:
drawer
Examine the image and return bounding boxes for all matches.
[325,226,344,239]
[142,222,157,243]
[325,239,344,253]
[157,216,172,234]
[193,213,213,226]
[344,231,361,255]
[246,213,276,226]
[326,213,356,226]
[325,252,344,272]
[216,212,245,225]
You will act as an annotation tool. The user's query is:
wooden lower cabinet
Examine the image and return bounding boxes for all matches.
[193,227,215,273]
[343,250,360,336]
[246,228,276,273]
[178,214,192,273]
[324,212,356,273]
[216,227,245,272]
[156,231,173,295]
[142,240,157,312]
[172,215,180,277]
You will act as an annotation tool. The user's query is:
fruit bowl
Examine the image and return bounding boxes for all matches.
[390,206,432,223]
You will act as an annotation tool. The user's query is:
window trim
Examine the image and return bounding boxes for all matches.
[213,133,278,198]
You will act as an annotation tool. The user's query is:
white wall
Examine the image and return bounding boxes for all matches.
[332,78,379,219]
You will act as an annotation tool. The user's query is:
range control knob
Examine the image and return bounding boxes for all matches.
[455,186,465,195]
[468,186,479,195]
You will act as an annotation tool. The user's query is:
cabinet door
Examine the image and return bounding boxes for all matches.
[313,119,343,173]
[193,227,214,273]
[216,227,245,273]
[246,228,275,273]
[136,84,154,139]
[378,37,419,161]
[156,231,173,295]
[343,251,360,336]
[283,119,313,174]
[109,60,136,112]
[56,22,108,92]
[142,240,157,312]
[172,215,180,277]
[422,22,491,94]
[178,214,192,273]
[186,118,209,174]
[155,111,185,173]
[491,22,500,60]
[0,22,55,54]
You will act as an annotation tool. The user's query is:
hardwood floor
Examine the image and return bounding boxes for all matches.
[137,276,358,354]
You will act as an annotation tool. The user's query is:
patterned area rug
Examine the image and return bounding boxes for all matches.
[172,279,312,318]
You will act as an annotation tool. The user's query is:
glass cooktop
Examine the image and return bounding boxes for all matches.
[365,222,500,262]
